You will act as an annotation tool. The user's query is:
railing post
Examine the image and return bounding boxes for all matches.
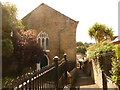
[102,71,107,90]
[64,53,68,84]
[54,56,59,90]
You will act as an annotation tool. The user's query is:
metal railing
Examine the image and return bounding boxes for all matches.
[3,54,69,90]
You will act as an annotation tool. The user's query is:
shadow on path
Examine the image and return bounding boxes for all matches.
[73,68,99,89]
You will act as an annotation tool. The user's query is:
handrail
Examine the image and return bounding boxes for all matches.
[4,64,55,88]
[3,54,69,89]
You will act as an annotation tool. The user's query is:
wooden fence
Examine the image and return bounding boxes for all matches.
[3,54,70,90]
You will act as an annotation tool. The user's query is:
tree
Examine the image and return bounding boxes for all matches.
[2,2,24,58]
[77,41,84,47]
[88,23,114,43]
[76,42,89,55]
[13,30,45,70]
[2,2,24,34]
[76,46,86,55]
[84,42,92,48]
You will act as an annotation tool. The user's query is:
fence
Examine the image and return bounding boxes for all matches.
[3,54,69,89]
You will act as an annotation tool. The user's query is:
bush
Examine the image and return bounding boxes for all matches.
[114,45,120,58]
[110,45,120,85]
[76,46,86,54]
[2,39,14,58]
[86,41,115,60]
[76,41,90,55]
[87,41,120,84]
[110,58,120,85]
[86,41,115,76]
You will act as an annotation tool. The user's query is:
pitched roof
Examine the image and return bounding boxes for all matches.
[112,36,120,44]
[22,3,79,23]
[112,36,119,41]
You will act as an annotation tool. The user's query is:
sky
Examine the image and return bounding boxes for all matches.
[1,0,120,43]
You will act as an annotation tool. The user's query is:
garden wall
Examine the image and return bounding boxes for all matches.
[104,74,119,89]
[91,60,103,88]
[91,60,119,89]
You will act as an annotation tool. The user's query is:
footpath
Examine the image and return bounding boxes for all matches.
[73,69,100,89]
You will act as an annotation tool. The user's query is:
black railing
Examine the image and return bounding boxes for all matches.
[3,54,69,89]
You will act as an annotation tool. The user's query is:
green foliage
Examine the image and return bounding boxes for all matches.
[77,41,84,46]
[2,2,24,58]
[110,58,120,85]
[110,45,120,85]
[77,46,86,54]
[76,42,90,55]
[86,41,114,60]
[2,71,22,87]
[88,22,114,42]
[114,45,120,58]
[2,2,24,33]
[2,39,14,58]
[86,37,120,85]
[87,41,120,84]
[2,77,13,87]
[84,42,91,48]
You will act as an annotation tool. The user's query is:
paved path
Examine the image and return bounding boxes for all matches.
[73,69,99,89]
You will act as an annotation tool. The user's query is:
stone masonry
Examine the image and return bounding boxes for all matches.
[22,3,78,63]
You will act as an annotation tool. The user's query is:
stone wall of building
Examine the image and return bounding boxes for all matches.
[22,3,78,63]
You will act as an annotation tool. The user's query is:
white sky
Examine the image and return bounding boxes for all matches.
[1,0,119,43]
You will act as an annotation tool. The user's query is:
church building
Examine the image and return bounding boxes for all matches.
[22,3,79,63]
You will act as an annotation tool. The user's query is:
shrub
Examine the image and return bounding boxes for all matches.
[2,39,14,58]
[110,45,120,85]
[76,42,90,55]
[86,41,120,85]
[76,46,86,55]
[86,41,115,60]
[114,45,120,58]
[86,41,115,76]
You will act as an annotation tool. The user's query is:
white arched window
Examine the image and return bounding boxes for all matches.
[37,31,49,50]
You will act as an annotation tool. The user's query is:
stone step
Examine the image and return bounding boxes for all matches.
[73,69,99,89]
